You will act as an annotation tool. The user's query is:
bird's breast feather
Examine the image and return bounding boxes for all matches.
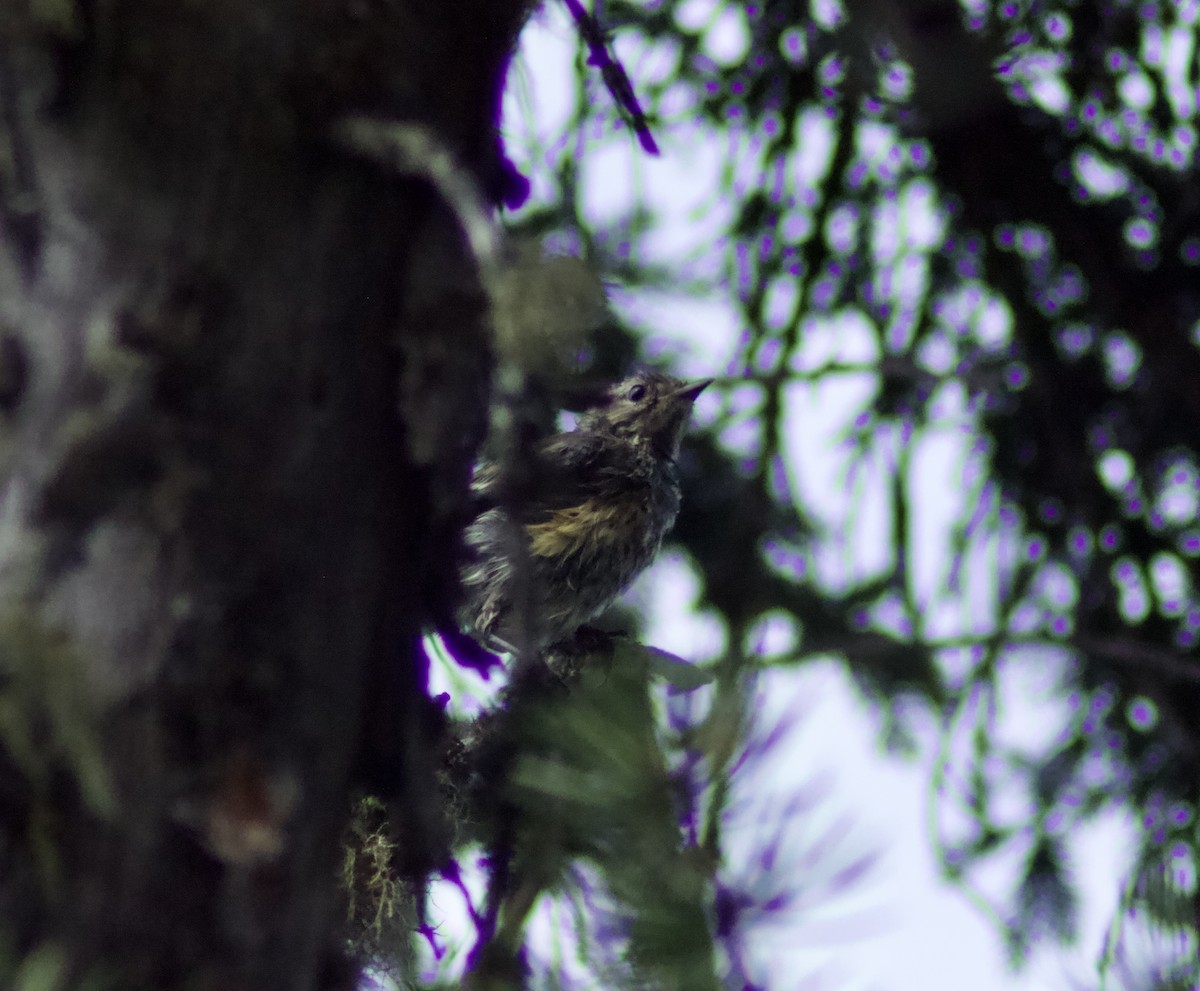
[525,496,652,558]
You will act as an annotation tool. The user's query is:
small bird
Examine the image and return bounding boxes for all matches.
[461,371,711,654]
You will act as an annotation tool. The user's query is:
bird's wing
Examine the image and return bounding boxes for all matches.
[470,430,633,523]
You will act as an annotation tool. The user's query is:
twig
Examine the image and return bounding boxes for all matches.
[1072,634,1200,685]
[561,0,660,155]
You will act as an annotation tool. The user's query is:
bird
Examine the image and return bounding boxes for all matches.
[460,371,711,655]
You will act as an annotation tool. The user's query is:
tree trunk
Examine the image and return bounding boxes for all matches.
[0,3,527,987]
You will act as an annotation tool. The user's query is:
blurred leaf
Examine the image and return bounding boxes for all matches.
[639,645,714,691]
[1014,835,1078,958]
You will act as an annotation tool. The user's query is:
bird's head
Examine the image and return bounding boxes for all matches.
[578,371,712,459]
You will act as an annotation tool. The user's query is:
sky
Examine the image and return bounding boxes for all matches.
[635,565,1137,991]
[419,5,1150,990]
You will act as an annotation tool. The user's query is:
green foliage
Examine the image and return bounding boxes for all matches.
[497,0,1200,979]
[1013,835,1078,955]
[501,641,718,991]
[642,645,714,690]
[1097,845,1200,991]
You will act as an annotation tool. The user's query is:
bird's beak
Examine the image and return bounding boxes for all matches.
[672,378,713,403]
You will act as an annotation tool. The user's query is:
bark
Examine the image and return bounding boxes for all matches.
[0,2,530,987]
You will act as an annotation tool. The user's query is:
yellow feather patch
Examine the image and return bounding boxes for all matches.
[525,498,639,558]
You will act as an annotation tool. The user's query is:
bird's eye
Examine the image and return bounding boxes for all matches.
[628,384,647,402]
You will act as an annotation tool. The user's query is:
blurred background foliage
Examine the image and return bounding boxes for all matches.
[406,0,1200,987]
